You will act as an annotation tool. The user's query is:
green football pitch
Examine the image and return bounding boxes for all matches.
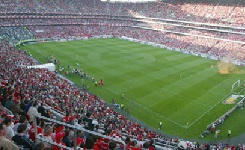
[19,38,245,140]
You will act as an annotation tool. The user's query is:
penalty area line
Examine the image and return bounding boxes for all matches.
[187,92,234,129]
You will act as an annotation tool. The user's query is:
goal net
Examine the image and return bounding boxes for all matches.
[231,79,244,94]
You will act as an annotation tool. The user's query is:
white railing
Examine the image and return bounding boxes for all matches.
[33,114,126,150]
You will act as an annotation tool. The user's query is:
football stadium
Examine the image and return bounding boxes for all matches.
[0,0,245,149]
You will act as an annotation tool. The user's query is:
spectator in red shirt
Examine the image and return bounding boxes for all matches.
[55,124,65,134]
[92,135,100,150]
[29,120,44,142]
[125,136,131,150]
[62,112,70,123]
[75,132,85,148]
[149,139,156,150]
[129,140,140,150]
[52,132,66,150]
[99,138,110,150]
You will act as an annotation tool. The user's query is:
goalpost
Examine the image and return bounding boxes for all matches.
[231,79,244,94]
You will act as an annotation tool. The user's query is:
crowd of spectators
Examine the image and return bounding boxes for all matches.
[0,0,244,26]
[0,0,245,149]
[0,26,34,44]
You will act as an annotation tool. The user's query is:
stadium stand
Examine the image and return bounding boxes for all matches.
[0,0,245,149]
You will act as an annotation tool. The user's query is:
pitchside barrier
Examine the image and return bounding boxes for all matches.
[33,115,126,150]
[203,80,244,136]
[204,96,245,137]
